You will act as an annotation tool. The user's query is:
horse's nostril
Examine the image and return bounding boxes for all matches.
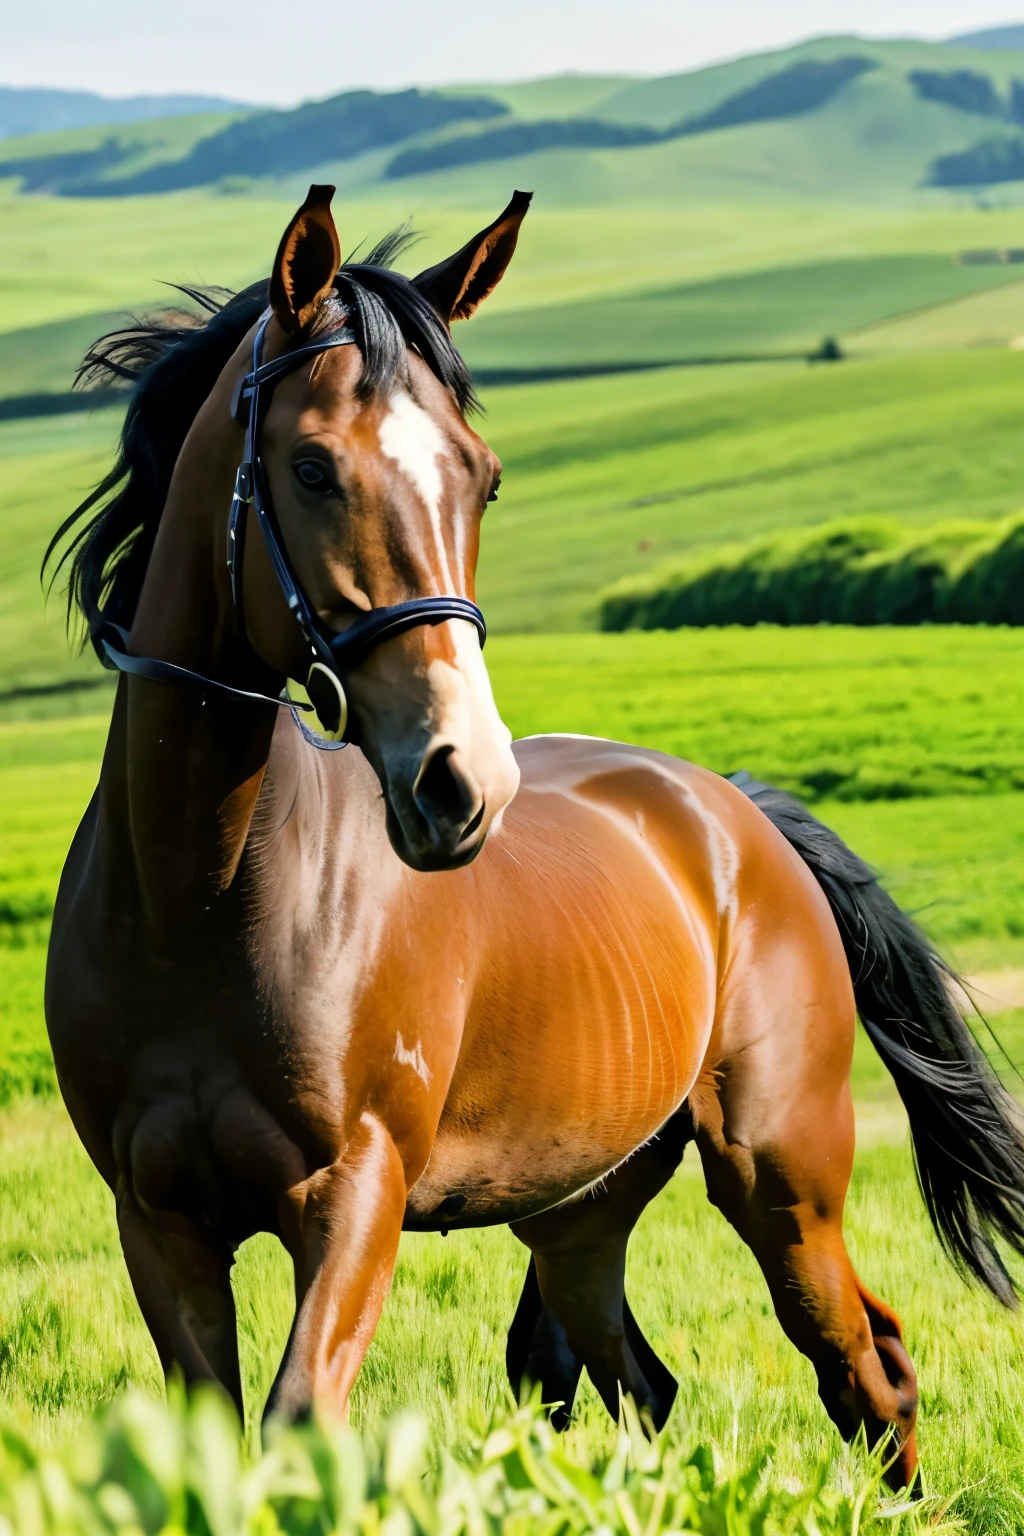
[414,746,483,838]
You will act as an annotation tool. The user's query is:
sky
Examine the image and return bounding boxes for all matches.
[6,0,1024,105]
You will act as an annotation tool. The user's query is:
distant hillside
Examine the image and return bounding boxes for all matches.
[0,88,508,195]
[0,85,250,139]
[386,57,876,178]
[931,135,1024,186]
[946,26,1024,51]
[10,35,1024,202]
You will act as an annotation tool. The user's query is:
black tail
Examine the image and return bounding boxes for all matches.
[729,770,1024,1305]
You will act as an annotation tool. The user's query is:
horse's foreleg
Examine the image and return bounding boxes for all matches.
[266,1112,406,1425]
[116,1184,242,1411]
[510,1110,691,1429]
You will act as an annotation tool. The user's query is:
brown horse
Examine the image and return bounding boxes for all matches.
[45,187,1024,1492]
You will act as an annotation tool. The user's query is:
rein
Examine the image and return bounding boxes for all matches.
[99,315,487,745]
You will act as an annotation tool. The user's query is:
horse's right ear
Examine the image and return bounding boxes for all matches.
[269,184,341,335]
[413,190,532,324]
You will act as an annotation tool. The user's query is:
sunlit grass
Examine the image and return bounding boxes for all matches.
[0,1094,1021,1529]
[3,633,1024,1523]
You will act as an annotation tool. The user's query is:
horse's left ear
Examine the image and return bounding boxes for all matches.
[269,184,342,334]
[413,189,532,324]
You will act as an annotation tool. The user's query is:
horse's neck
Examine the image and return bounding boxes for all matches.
[101,425,282,940]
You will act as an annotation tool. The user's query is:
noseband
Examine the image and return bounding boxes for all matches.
[100,315,487,745]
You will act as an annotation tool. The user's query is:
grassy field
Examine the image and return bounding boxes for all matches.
[6,343,1024,668]
[7,627,1024,950]
[8,197,1024,403]
[3,649,1024,1526]
[479,349,1024,628]
[460,254,1024,372]
[4,1094,1024,1522]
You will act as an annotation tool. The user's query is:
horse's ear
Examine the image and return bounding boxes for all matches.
[269,184,342,334]
[413,189,532,324]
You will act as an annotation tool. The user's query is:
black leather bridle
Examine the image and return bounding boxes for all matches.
[99,315,487,745]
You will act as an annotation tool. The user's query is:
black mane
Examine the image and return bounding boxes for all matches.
[43,231,477,647]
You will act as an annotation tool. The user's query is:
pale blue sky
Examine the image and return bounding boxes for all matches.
[6,0,1024,105]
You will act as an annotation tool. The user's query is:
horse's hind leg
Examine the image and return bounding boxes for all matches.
[116,1185,243,1412]
[509,1109,691,1429]
[691,991,919,1491]
[505,1257,582,1428]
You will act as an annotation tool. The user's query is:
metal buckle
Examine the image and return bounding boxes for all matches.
[233,463,254,504]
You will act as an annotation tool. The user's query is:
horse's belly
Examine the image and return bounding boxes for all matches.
[404,766,721,1230]
[403,1001,700,1230]
[404,989,707,1230]
[405,909,712,1222]
[403,1132,580,1229]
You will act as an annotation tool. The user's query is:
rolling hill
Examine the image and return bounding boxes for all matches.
[9,34,1024,202]
[946,25,1024,51]
[0,85,250,139]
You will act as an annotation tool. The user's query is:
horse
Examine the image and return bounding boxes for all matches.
[44,185,1024,1492]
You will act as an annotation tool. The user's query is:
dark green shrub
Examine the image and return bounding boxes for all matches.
[600,513,1024,630]
[942,518,1024,622]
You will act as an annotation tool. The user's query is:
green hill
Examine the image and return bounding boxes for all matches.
[0,85,249,139]
[6,347,1023,679]
[9,34,1024,202]
[7,35,1024,664]
[457,255,1024,375]
[0,91,507,196]
[947,25,1024,51]
[0,111,247,193]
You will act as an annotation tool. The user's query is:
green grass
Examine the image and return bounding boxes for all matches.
[0,312,125,400]
[488,627,1024,805]
[1,1097,1022,1526]
[0,409,119,700]
[3,634,1024,1521]
[0,713,105,1100]
[478,349,1024,629]
[7,177,1024,395]
[14,347,1024,654]
[461,255,1024,372]
[2,1389,939,1536]
[16,242,1024,403]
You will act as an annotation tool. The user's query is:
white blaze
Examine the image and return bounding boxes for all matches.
[378,391,453,590]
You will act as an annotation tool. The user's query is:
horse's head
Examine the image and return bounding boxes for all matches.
[234,187,527,872]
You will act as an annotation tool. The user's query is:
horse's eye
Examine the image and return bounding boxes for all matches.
[294,460,332,493]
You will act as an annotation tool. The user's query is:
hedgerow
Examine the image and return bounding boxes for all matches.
[598,513,1024,631]
[0,1387,953,1536]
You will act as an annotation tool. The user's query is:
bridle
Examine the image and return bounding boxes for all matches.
[99,314,487,746]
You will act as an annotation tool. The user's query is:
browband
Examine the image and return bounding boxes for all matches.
[229,327,358,424]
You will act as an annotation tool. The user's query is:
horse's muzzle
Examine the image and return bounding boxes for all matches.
[386,744,493,871]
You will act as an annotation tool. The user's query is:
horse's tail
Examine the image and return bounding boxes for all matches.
[729,770,1024,1305]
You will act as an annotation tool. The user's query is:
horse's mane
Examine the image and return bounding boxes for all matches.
[44,229,477,648]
